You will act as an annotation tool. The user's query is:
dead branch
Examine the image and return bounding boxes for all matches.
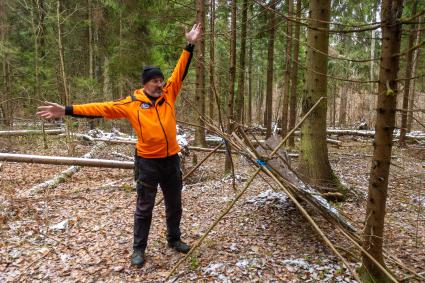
[22,142,108,196]
[0,128,64,136]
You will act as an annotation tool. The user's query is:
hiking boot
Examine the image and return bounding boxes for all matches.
[168,240,190,254]
[131,250,145,266]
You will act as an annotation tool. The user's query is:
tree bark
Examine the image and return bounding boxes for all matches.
[361,0,404,282]
[225,0,237,172]
[281,0,293,138]
[339,84,347,127]
[0,1,12,127]
[265,0,277,138]
[288,0,301,146]
[195,0,206,146]
[407,21,421,132]
[57,0,69,106]
[298,0,341,191]
[209,0,215,120]
[235,0,248,124]
[399,0,418,145]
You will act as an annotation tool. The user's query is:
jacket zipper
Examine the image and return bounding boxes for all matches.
[154,105,169,157]
[137,107,145,143]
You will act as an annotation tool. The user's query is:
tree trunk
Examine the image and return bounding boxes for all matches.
[369,3,378,126]
[360,0,404,282]
[257,77,264,124]
[399,0,418,145]
[57,0,69,106]
[30,1,40,101]
[288,0,301,146]
[298,0,342,191]
[265,0,277,138]
[339,84,347,127]
[247,8,253,126]
[224,0,237,172]
[407,20,421,132]
[281,0,293,138]
[209,0,215,120]
[88,0,94,79]
[235,0,248,123]
[195,0,206,146]
[103,56,112,101]
[0,1,12,127]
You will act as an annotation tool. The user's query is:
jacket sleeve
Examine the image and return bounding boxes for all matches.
[65,96,132,119]
[165,44,194,103]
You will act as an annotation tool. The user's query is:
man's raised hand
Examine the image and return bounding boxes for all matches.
[185,23,201,44]
[36,101,66,119]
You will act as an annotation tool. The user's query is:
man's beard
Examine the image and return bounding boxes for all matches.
[152,88,163,97]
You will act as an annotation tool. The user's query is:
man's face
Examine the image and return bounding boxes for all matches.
[144,77,164,98]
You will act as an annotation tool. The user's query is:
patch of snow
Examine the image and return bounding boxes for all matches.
[282,257,357,283]
[235,258,261,269]
[246,189,288,206]
[9,249,22,259]
[236,259,250,269]
[218,274,230,282]
[49,219,69,231]
[222,174,248,184]
[229,243,238,252]
[203,263,224,276]
[407,130,425,138]
[59,253,70,263]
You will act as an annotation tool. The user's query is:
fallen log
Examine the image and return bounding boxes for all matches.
[0,128,64,136]
[0,152,133,169]
[23,142,109,196]
[243,126,425,140]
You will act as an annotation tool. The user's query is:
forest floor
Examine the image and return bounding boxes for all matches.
[0,132,424,282]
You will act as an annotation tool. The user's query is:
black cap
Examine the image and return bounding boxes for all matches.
[142,66,164,84]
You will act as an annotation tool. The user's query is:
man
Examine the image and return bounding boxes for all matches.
[36,23,201,266]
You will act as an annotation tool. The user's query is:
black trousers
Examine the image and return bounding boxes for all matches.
[133,154,183,252]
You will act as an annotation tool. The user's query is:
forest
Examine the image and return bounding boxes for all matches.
[0,0,424,282]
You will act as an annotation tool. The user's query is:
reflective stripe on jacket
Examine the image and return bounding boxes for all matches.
[65,46,193,158]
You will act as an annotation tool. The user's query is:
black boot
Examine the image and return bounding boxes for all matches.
[131,250,145,266]
[168,240,190,253]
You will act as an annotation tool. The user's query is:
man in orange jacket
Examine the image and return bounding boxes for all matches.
[37,23,201,266]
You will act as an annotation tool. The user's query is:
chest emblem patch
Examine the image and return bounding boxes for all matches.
[140,102,151,109]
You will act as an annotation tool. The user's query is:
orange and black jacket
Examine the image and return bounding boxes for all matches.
[65,45,194,158]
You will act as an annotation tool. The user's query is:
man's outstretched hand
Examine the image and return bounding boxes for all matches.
[37,101,66,119]
[185,23,201,45]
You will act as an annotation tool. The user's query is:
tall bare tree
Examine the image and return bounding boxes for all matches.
[339,83,348,127]
[298,0,343,191]
[195,0,206,146]
[225,0,237,172]
[208,0,215,120]
[281,0,293,137]
[0,0,12,127]
[265,0,277,138]
[399,0,418,146]
[288,0,301,146]
[361,0,404,281]
[407,17,422,132]
[247,1,254,126]
[235,0,248,124]
[57,0,69,106]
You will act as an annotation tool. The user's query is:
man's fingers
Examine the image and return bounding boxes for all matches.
[37,106,51,111]
[38,113,52,119]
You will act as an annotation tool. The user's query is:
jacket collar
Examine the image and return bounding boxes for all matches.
[134,89,165,105]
